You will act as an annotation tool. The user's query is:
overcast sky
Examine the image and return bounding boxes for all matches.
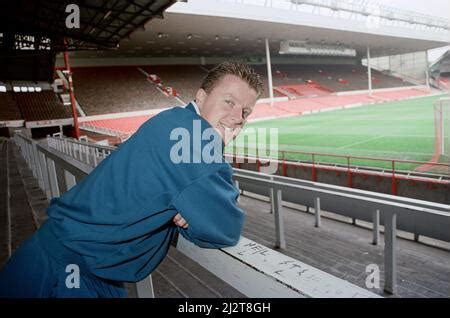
[371,0,449,19]
[362,0,450,62]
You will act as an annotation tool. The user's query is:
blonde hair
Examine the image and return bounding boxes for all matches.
[201,61,264,98]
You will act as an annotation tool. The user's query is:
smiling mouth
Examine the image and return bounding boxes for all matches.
[219,123,235,135]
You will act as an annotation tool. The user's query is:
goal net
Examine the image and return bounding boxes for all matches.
[434,97,450,162]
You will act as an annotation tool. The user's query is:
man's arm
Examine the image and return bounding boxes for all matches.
[171,167,244,248]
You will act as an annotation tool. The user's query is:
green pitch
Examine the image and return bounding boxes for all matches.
[227,94,448,172]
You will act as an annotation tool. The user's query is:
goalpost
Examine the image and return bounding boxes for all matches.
[434,97,450,161]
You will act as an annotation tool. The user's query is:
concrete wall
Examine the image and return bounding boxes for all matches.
[232,161,449,204]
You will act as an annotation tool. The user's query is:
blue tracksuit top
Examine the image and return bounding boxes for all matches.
[46,103,244,282]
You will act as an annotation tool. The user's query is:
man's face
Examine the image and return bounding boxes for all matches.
[195,74,258,146]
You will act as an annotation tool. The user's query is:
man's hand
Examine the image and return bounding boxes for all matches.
[173,213,188,228]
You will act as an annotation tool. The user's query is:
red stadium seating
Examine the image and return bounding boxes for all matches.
[82,115,153,135]
[249,87,431,121]
[72,64,415,115]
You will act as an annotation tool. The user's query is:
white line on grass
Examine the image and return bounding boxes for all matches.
[338,135,385,149]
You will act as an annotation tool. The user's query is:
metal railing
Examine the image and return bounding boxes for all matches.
[49,136,450,183]
[226,147,450,196]
[233,169,450,294]
[229,146,450,176]
[46,135,115,168]
[16,133,380,297]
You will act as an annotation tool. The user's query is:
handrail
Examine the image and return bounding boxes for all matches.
[177,235,380,298]
[227,153,449,182]
[47,135,115,151]
[229,146,450,169]
[233,173,449,220]
[46,135,114,167]
[226,146,450,195]
[232,169,450,294]
[234,168,450,213]
[47,135,450,180]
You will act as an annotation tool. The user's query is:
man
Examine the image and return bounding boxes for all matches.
[0,62,263,297]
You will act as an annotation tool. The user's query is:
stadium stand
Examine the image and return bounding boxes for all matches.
[274,83,333,98]
[371,87,431,101]
[13,91,72,122]
[72,66,183,115]
[0,92,22,121]
[430,49,450,90]
[253,64,412,97]
[252,87,431,120]
[71,64,415,115]
[140,65,207,101]
[437,77,449,90]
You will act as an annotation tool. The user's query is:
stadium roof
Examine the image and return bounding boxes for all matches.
[430,49,450,73]
[430,50,450,68]
[67,0,450,60]
[0,0,176,51]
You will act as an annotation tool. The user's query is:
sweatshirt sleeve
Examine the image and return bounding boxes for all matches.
[171,167,245,248]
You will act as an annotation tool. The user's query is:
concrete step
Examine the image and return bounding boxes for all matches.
[7,141,37,252]
[11,143,49,226]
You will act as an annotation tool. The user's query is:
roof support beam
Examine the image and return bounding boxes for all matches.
[265,38,274,107]
[367,45,372,96]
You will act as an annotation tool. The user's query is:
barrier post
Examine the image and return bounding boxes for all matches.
[314,197,321,227]
[372,209,380,245]
[312,153,317,182]
[384,211,397,294]
[273,188,286,249]
[347,156,352,188]
[391,161,397,195]
[136,275,155,298]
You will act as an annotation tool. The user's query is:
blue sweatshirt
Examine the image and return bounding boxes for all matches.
[46,103,244,282]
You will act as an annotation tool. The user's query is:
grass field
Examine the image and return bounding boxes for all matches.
[227,94,449,172]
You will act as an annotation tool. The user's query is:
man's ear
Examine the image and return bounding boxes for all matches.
[195,88,207,109]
